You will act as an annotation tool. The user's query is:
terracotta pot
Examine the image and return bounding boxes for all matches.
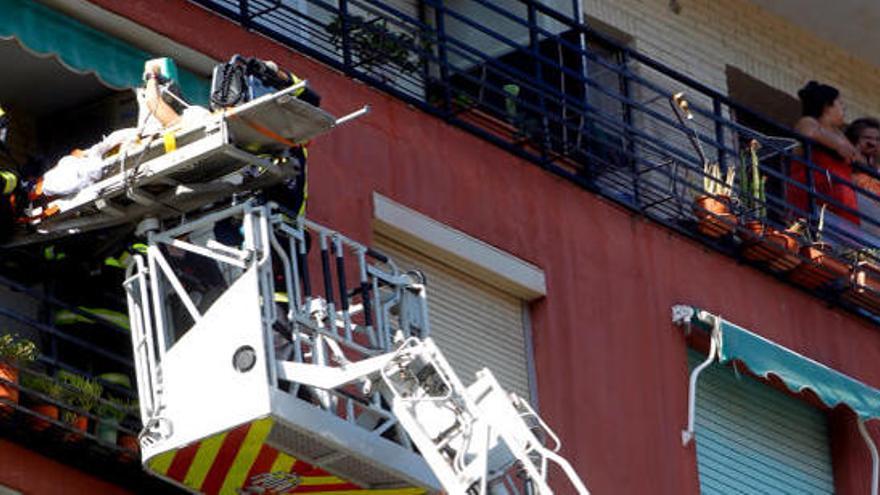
[741,221,771,261]
[763,230,802,272]
[693,195,736,238]
[117,433,140,462]
[0,363,19,416]
[62,414,88,443]
[790,243,850,289]
[29,403,59,432]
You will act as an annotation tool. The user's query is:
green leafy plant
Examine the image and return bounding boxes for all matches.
[95,395,135,423]
[56,370,103,423]
[0,334,38,364]
[738,140,767,220]
[327,14,429,77]
[20,372,63,400]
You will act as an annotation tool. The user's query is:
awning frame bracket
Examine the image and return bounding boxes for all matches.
[674,305,721,446]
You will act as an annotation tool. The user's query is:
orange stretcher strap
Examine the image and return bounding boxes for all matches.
[233,115,300,148]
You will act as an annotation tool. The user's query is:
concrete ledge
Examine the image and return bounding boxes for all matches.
[372,192,546,300]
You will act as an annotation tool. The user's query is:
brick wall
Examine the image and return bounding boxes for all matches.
[582,0,880,121]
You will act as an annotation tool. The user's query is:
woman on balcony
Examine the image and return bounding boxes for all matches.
[788,81,863,227]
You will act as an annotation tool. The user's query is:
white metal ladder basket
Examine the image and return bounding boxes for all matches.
[124,200,588,494]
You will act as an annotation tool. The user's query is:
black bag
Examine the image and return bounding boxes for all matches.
[210,55,322,110]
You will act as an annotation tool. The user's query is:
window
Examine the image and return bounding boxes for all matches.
[373,193,545,401]
[687,350,834,494]
[374,235,533,399]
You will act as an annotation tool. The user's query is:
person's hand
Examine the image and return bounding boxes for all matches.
[838,140,862,163]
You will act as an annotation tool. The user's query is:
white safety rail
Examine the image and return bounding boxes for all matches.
[124,200,588,494]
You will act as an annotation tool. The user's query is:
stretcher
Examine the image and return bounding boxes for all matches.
[8,82,367,246]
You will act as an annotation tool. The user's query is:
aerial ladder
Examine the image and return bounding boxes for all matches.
[123,199,590,494]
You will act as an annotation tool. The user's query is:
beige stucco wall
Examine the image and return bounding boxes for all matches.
[583,0,880,122]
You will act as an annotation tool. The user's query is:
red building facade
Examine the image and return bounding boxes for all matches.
[1,0,879,493]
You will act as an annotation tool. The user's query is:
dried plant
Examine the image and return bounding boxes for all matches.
[703,161,735,197]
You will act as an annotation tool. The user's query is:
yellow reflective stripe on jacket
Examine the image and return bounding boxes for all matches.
[0,106,5,118]
[0,170,16,195]
[288,71,305,97]
[299,173,308,218]
[104,251,132,269]
[54,307,130,331]
[43,245,67,261]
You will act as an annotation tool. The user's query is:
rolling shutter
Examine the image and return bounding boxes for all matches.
[688,351,834,494]
[374,234,532,401]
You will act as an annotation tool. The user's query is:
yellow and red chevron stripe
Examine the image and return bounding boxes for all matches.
[146,418,425,495]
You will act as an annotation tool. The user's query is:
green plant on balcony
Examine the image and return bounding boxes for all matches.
[95,395,135,444]
[327,14,427,78]
[20,371,63,431]
[738,140,767,224]
[0,334,38,364]
[0,334,38,414]
[789,206,851,288]
[56,370,102,430]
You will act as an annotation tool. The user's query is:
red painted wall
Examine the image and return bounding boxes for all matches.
[0,439,132,494]
[82,1,880,493]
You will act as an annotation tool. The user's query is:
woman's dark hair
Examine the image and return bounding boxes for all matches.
[845,117,880,143]
[798,81,840,118]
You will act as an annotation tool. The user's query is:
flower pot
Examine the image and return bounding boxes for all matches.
[117,433,139,462]
[0,363,18,417]
[29,403,59,432]
[763,229,802,272]
[741,220,772,261]
[62,414,88,443]
[790,243,850,289]
[96,418,119,445]
[693,195,736,238]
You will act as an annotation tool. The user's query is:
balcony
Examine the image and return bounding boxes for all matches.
[0,268,177,492]
[189,0,880,324]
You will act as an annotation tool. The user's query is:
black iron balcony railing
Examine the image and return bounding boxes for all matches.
[0,270,176,492]
[190,0,880,322]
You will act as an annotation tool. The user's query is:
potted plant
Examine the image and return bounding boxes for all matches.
[56,370,102,441]
[20,371,63,431]
[116,401,141,462]
[761,222,803,272]
[94,395,134,445]
[693,161,736,238]
[0,334,38,414]
[326,14,426,81]
[738,140,772,260]
[789,206,851,289]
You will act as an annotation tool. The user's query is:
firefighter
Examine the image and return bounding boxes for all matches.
[210,56,320,218]
[260,60,318,219]
[0,105,21,240]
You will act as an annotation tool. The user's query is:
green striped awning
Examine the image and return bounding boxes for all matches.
[0,0,209,104]
[673,305,880,420]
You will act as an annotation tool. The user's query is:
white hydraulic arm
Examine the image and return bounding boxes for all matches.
[125,200,588,494]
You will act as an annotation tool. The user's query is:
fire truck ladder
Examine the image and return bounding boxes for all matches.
[124,200,588,494]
